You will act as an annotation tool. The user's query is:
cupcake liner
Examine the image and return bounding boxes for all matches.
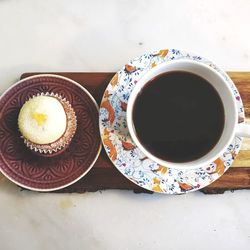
[20,92,77,155]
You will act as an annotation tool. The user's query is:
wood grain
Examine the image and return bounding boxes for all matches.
[20,72,250,194]
[230,72,250,168]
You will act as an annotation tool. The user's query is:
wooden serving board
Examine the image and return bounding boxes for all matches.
[21,72,250,194]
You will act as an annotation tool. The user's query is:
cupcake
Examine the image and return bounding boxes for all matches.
[18,92,77,157]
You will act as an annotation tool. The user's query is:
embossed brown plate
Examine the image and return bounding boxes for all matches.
[0,74,101,191]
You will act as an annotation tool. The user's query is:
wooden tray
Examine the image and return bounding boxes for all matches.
[21,72,250,194]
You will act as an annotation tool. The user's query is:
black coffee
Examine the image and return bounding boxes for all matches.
[133,71,225,163]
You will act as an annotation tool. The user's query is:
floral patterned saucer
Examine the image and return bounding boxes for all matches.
[99,49,245,194]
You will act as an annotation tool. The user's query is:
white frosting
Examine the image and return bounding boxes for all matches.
[18,96,67,144]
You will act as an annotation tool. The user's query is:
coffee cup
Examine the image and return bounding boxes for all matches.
[127,59,250,170]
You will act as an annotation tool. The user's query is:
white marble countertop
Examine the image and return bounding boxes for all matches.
[0,0,250,249]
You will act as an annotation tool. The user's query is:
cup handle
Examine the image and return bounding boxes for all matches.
[236,123,250,137]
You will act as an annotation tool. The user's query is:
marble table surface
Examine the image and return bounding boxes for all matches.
[0,0,250,249]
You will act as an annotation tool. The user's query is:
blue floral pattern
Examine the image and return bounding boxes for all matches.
[99,49,244,194]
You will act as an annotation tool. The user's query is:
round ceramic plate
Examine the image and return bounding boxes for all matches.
[99,49,245,194]
[0,74,101,191]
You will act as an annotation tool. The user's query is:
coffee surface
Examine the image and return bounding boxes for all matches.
[132,71,225,163]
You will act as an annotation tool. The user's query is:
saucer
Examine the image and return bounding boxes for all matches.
[99,49,244,194]
[0,74,101,191]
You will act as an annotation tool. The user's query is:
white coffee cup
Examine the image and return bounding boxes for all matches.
[127,59,250,170]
